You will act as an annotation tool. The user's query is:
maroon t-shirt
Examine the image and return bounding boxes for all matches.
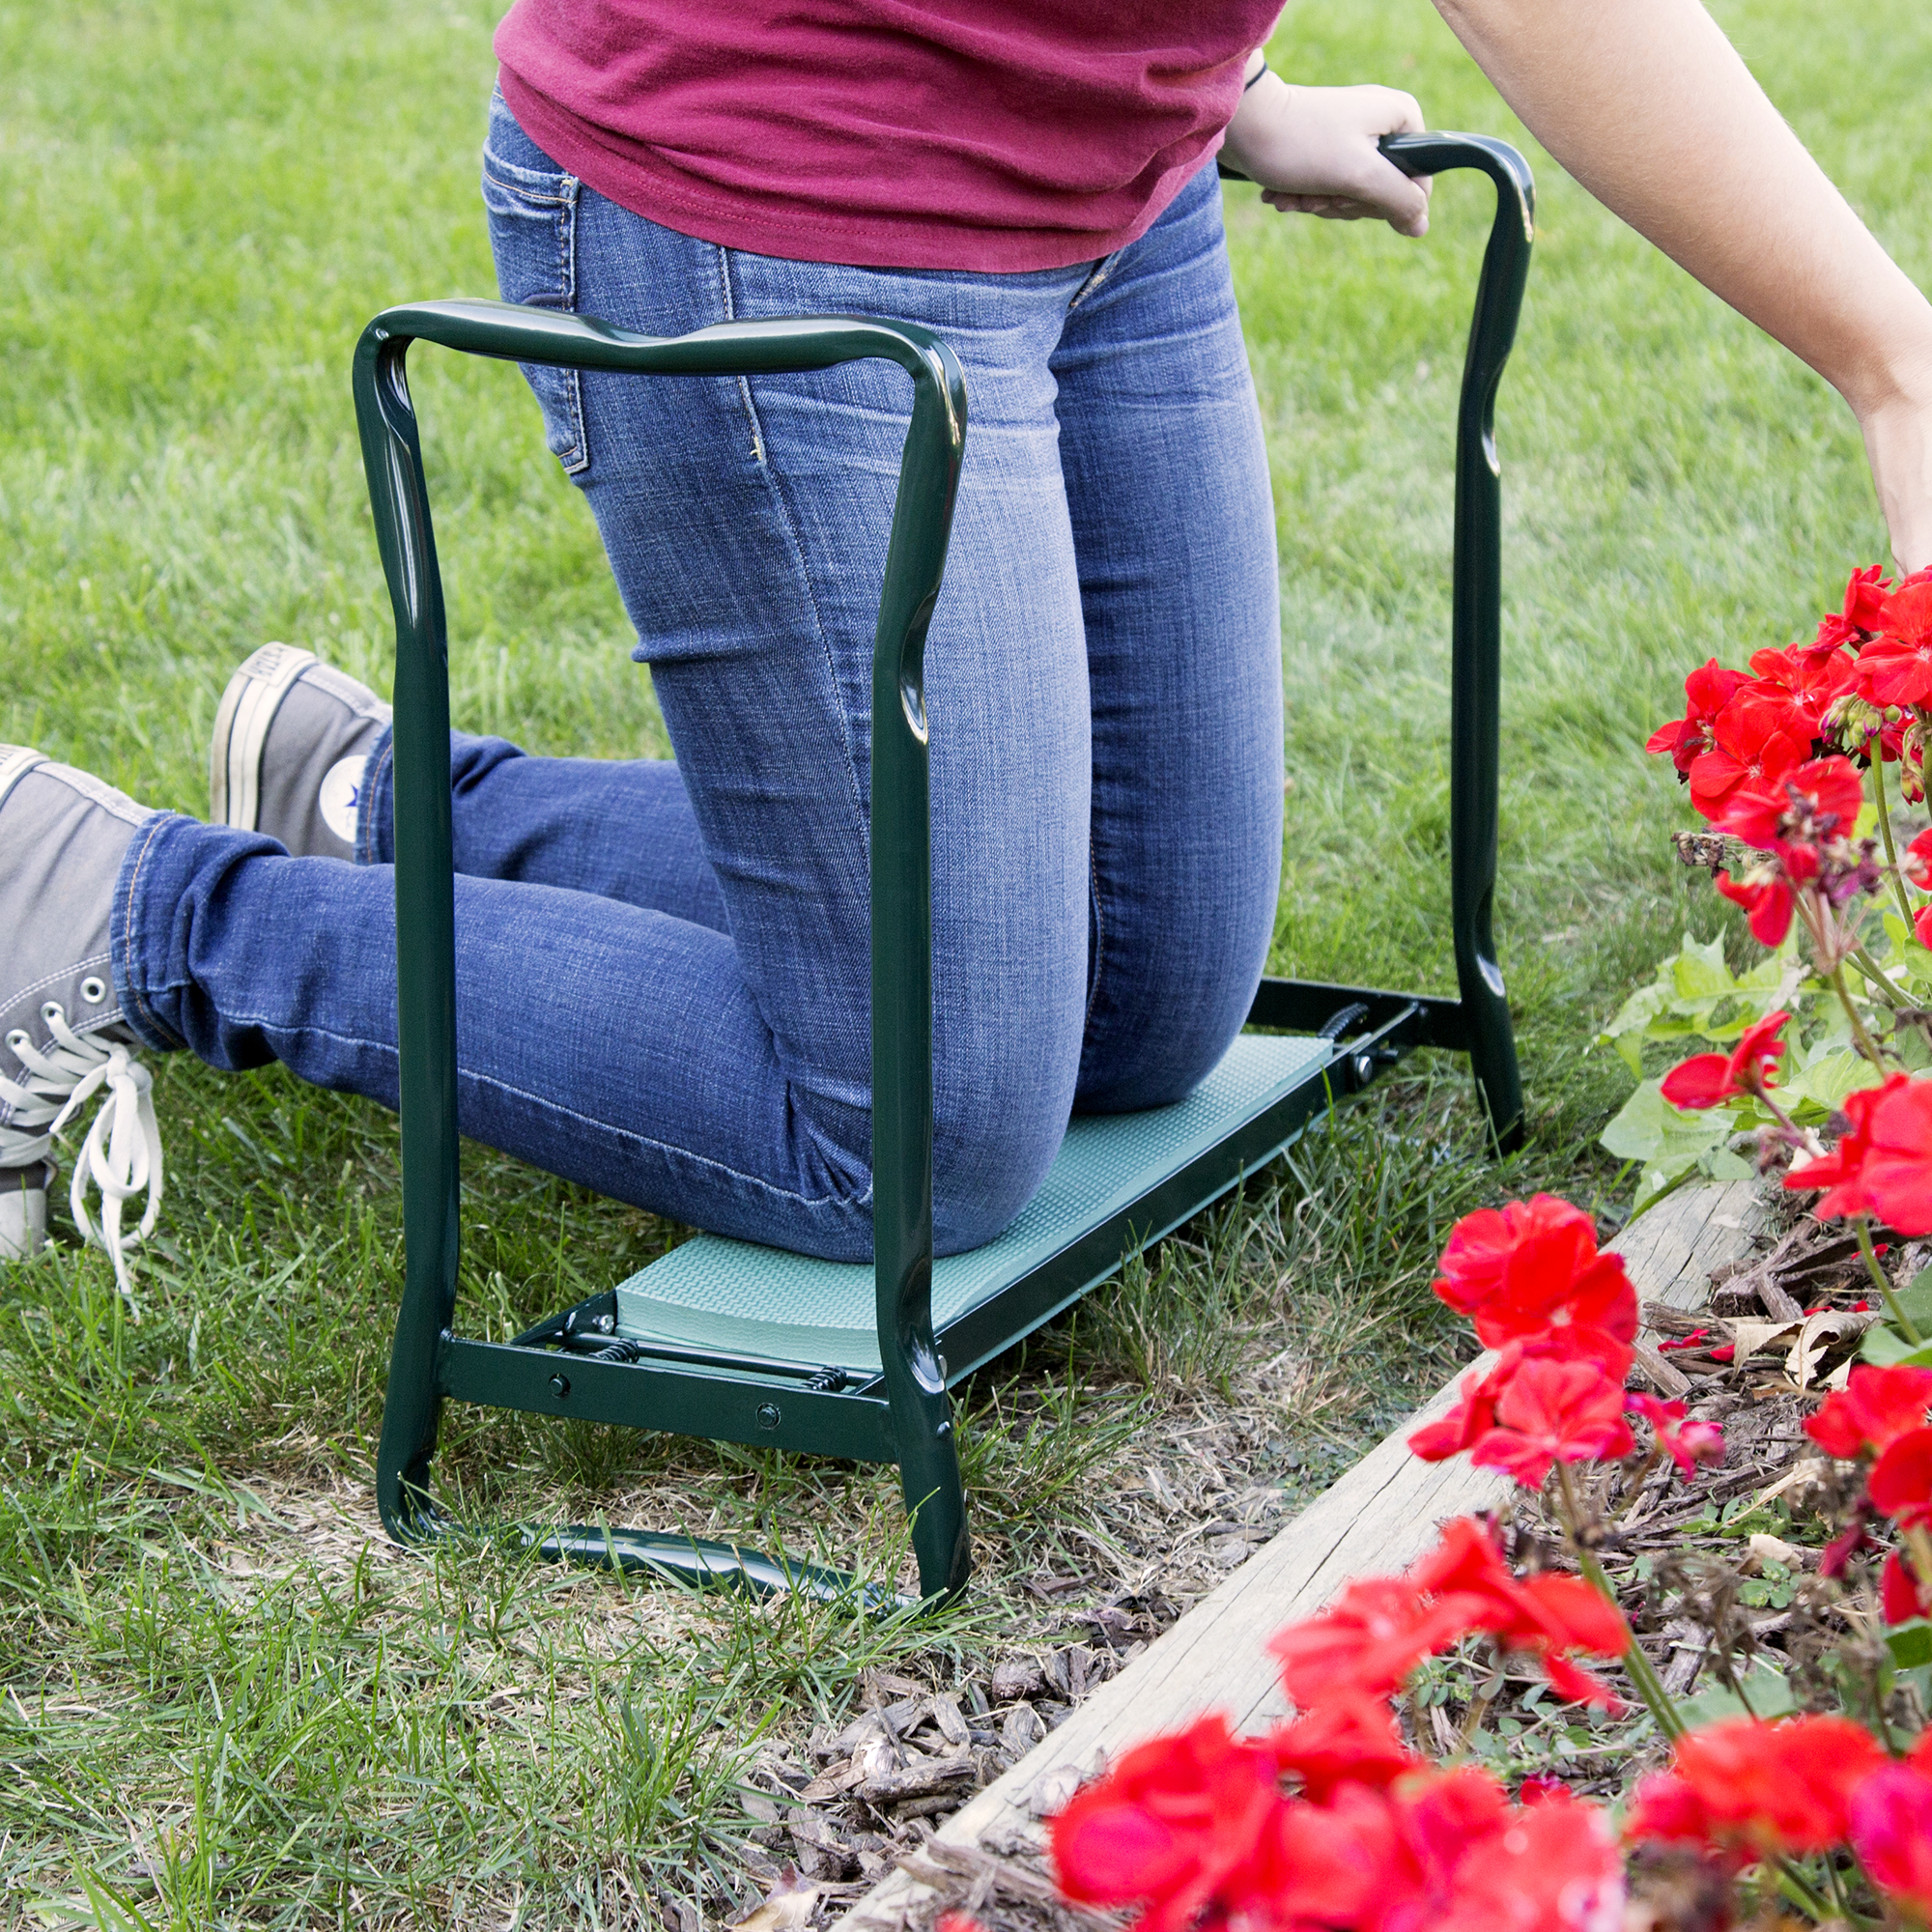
[494,1,1277,271]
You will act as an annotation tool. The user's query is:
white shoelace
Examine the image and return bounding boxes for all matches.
[0,1003,162,1314]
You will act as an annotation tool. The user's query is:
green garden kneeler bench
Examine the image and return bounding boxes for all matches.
[355,133,1534,1605]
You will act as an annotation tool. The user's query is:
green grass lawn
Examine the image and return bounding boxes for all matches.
[2,0,1928,1922]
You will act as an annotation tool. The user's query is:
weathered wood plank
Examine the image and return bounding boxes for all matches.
[838,1179,1773,1929]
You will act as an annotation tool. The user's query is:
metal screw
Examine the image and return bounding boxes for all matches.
[549,1373,571,1399]
[755,1402,781,1431]
[593,1313,614,1333]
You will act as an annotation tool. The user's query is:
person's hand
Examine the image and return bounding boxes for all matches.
[1222,79,1433,240]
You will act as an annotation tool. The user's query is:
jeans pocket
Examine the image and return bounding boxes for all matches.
[482,143,590,474]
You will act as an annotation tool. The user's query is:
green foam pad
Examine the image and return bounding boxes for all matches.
[612,1032,1332,1378]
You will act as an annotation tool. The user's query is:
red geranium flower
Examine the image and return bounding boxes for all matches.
[1714,866,1798,947]
[1689,691,1807,821]
[1906,825,1932,890]
[1804,1365,1932,1459]
[1816,564,1890,650]
[1850,1764,1932,1923]
[1628,1393,1726,1475]
[1630,1714,1887,1858]
[1048,1714,1283,1932]
[1432,1785,1625,1932]
[1918,904,1932,950]
[1460,1247,1637,1357]
[1647,659,1750,777]
[1470,1358,1635,1490]
[1269,1574,1481,1707]
[1881,1548,1932,1626]
[1855,570,1932,708]
[1267,1688,1419,1799]
[1744,639,1859,745]
[1409,1351,1519,1462]
[1782,1073,1932,1235]
[1404,1517,1630,1706]
[1433,1195,1598,1315]
[1658,1010,1789,1111]
[1718,754,1864,851]
[1869,1426,1932,1534]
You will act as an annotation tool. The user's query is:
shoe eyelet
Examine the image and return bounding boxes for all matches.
[5,1031,26,1054]
[41,1002,65,1025]
[80,978,107,1006]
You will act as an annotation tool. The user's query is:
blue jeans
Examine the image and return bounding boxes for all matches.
[111,96,1283,1262]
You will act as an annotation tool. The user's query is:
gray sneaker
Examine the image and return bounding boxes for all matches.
[0,747,165,1307]
[210,643,390,861]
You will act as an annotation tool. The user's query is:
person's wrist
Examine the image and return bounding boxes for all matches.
[1222,73,1293,181]
[1829,278,1932,425]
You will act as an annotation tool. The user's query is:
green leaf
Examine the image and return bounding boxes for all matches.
[1778,1048,1888,1116]
[1677,1660,1796,1729]
[1600,979,1672,1043]
[1886,1620,1932,1669]
[1862,1323,1932,1368]
[1895,1266,1932,1329]
[1601,1081,1732,1169]
[1882,912,1932,985]
[1671,936,1737,1002]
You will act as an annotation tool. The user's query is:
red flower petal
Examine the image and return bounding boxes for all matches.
[1660,1053,1735,1110]
[1869,1426,1932,1533]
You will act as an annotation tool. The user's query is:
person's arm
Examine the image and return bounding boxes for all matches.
[1223,1,1932,567]
[1435,0,1932,570]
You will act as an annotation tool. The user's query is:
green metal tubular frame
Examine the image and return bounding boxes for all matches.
[1379,131,1533,1151]
[353,301,969,1594]
[355,133,1533,1606]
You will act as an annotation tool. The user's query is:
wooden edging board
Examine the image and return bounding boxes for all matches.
[838,1179,1773,1929]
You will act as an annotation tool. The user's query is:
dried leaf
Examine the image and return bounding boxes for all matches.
[1783,1309,1873,1389]
[1726,1320,1802,1365]
[1026,1761,1083,1818]
[730,1869,819,1932]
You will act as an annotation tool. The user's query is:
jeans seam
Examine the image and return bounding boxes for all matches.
[356,735,395,866]
[487,156,590,474]
[114,812,186,1051]
[194,1013,870,1213]
[555,179,590,473]
[1083,829,1108,1037]
[715,245,872,862]
[1067,248,1122,311]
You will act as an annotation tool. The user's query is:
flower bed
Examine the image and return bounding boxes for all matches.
[839,572,1932,1932]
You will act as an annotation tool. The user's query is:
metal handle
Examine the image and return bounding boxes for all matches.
[1377,134,1532,1151]
[354,300,970,1587]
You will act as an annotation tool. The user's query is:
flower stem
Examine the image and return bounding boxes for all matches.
[1908,1524,1932,1603]
[1855,1215,1924,1346]
[1554,1463,1685,1742]
[1848,944,1906,1009]
[1614,1447,1663,1527]
[1776,1856,1846,1926]
[1870,748,1918,929]
[1829,965,1887,1068]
